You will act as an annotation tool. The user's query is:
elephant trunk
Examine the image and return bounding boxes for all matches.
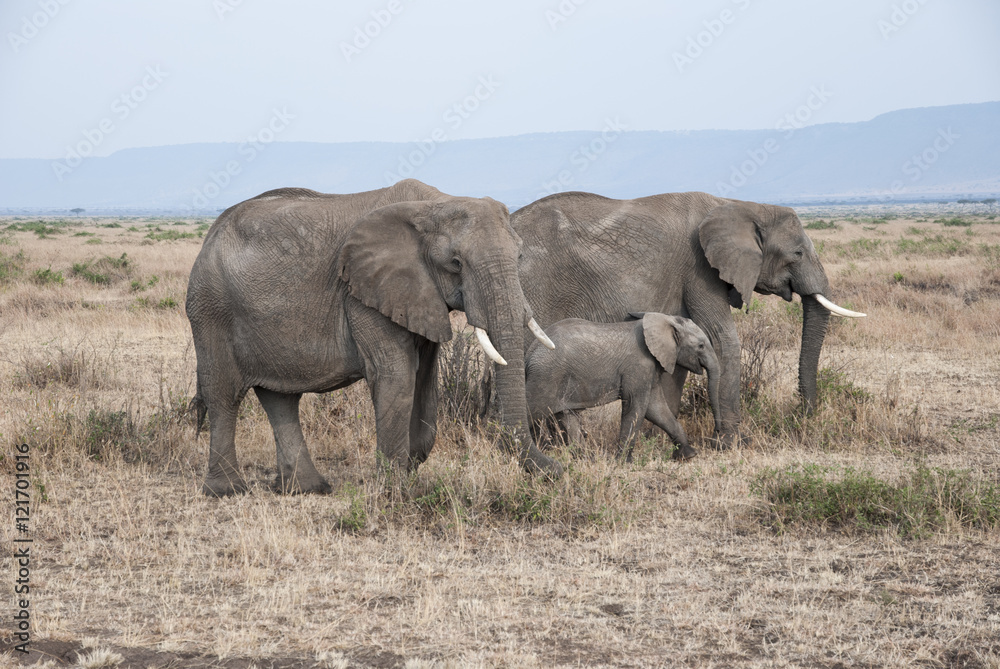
[703,351,724,437]
[798,294,830,412]
[471,259,563,476]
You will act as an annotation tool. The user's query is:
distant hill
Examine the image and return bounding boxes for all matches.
[2,102,997,214]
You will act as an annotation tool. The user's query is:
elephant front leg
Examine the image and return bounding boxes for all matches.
[407,340,440,471]
[254,388,332,495]
[645,389,696,461]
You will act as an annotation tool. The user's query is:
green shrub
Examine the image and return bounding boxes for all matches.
[751,463,1000,537]
[5,220,66,238]
[935,217,972,227]
[71,253,132,285]
[32,267,64,285]
[0,248,26,281]
[804,220,839,230]
[334,483,368,532]
[817,367,872,404]
[145,228,198,241]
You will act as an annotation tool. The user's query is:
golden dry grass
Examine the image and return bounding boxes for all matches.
[1,211,999,668]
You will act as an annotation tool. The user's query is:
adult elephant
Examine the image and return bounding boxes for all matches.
[187,179,558,497]
[508,191,864,453]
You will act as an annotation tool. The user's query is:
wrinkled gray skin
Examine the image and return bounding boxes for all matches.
[186,179,559,497]
[525,313,722,461]
[512,191,838,452]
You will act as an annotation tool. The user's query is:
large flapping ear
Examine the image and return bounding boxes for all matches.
[698,203,763,308]
[338,201,452,343]
[641,312,677,374]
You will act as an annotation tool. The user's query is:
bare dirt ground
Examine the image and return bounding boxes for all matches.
[1,209,998,668]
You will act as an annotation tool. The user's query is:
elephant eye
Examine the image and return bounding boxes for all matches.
[450,257,463,273]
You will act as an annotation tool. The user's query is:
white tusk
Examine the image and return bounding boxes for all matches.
[474,327,508,366]
[527,318,556,349]
[814,294,866,318]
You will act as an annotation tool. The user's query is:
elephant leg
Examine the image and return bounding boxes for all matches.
[616,397,646,463]
[559,410,584,444]
[645,389,696,461]
[254,388,332,495]
[199,366,248,497]
[202,398,246,497]
[349,303,421,471]
[407,340,439,471]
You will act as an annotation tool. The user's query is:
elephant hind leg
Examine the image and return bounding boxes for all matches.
[616,397,646,463]
[254,387,332,495]
[201,387,248,497]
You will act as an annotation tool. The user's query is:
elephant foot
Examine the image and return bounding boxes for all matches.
[522,444,564,478]
[710,430,749,451]
[202,474,249,498]
[672,443,698,461]
[272,473,333,495]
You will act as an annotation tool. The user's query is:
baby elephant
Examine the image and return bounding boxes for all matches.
[525,312,722,461]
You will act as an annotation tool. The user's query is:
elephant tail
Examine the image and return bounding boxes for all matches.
[189,388,207,438]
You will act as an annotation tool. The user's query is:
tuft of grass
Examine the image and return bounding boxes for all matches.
[897,235,968,256]
[751,463,1000,537]
[71,253,133,285]
[5,220,67,238]
[817,367,872,405]
[145,227,199,241]
[32,267,65,286]
[0,248,27,281]
[935,217,973,227]
[333,482,368,532]
[804,219,839,230]
[438,328,491,425]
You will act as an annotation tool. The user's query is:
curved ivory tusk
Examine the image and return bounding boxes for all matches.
[814,294,867,318]
[527,318,556,349]
[474,327,508,366]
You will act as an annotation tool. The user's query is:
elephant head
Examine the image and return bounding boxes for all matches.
[639,312,723,436]
[698,202,865,410]
[338,195,559,473]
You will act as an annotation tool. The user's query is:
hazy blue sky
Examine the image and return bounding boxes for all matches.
[2,0,998,159]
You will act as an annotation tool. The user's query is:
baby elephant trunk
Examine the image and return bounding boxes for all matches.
[702,351,724,437]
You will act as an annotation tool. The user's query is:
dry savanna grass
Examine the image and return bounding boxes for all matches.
[1,210,999,668]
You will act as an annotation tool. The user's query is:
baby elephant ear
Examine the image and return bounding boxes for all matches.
[698,202,764,308]
[338,201,453,343]
[641,312,677,374]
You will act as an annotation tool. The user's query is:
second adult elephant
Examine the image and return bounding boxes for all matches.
[509,191,864,449]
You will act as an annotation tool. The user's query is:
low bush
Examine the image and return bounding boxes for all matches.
[752,463,1000,537]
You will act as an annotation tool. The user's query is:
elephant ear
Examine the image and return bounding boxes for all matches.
[338,201,452,343]
[698,203,763,308]
[641,312,677,374]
